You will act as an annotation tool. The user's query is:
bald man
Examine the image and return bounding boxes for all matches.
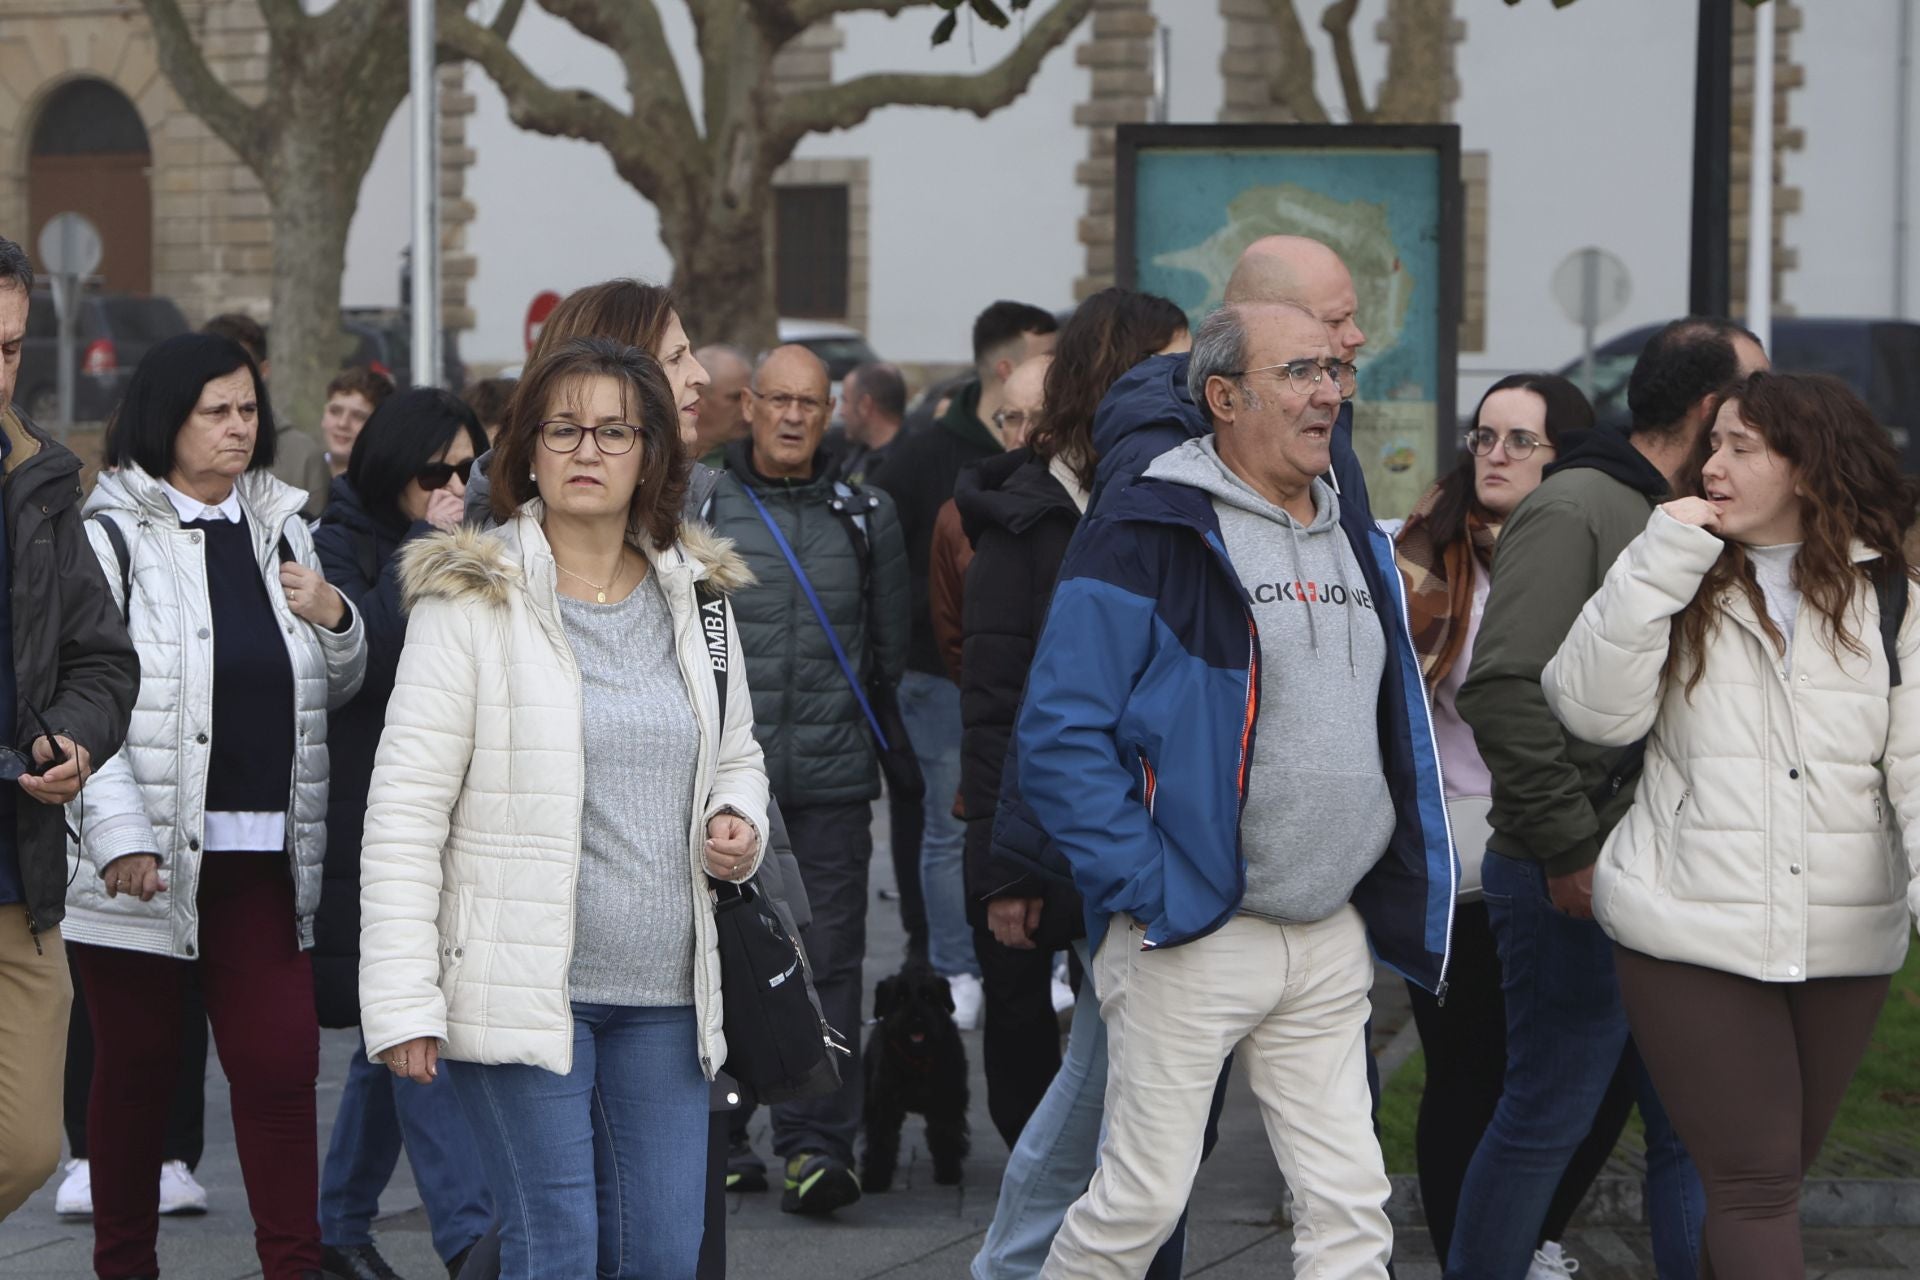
[705,345,910,1217]
[691,344,753,466]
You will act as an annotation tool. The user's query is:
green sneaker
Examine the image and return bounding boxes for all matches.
[726,1137,768,1193]
[780,1151,861,1216]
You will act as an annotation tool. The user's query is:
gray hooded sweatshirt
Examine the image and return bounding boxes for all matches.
[1144,438,1394,924]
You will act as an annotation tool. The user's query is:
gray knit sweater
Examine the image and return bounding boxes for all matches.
[559,574,700,1007]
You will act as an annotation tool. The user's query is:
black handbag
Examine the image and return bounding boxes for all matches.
[695,581,848,1103]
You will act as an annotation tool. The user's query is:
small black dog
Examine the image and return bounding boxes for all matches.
[860,964,970,1192]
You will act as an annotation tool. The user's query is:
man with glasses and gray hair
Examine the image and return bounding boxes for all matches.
[0,234,139,1220]
[1013,299,1454,1276]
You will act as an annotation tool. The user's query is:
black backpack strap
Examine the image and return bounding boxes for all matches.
[276,533,297,566]
[825,483,882,677]
[1590,738,1646,810]
[695,579,730,740]
[1873,560,1910,688]
[352,528,379,587]
[89,513,132,620]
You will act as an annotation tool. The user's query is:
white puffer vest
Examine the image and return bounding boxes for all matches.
[1544,508,1920,982]
[356,509,769,1077]
[64,466,368,959]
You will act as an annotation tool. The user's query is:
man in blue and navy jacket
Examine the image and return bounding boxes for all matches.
[1015,296,1454,1277]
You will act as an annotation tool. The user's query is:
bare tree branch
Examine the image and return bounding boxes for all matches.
[257,0,306,40]
[541,0,702,163]
[1261,0,1329,123]
[492,0,528,37]
[788,0,922,26]
[1319,0,1371,122]
[139,0,265,169]
[769,0,1090,152]
[437,4,666,197]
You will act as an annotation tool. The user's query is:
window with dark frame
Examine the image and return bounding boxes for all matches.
[775,184,850,321]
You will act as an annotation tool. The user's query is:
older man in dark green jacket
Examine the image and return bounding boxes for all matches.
[707,344,909,1217]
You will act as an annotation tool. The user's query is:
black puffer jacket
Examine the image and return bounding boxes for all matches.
[0,408,139,934]
[309,477,432,1026]
[708,439,909,809]
[955,448,1083,941]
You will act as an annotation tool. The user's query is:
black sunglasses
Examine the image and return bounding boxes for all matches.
[415,457,476,492]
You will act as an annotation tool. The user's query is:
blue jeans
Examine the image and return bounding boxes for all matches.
[1446,853,1703,1280]
[320,1034,491,1263]
[451,1004,709,1280]
[897,670,978,979]
[972,940,1198,1280]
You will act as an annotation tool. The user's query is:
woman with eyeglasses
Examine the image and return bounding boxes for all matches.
[358,337,768,1279]
[309,388,492,1279]
[67,332,367,1280]
[1392,372,1634,1275]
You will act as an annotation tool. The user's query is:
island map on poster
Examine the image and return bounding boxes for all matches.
[1131,147,1445,518]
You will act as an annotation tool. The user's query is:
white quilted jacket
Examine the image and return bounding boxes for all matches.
[357,509,769,1077]
[1544,507,1920,982]
[65,465,368,959]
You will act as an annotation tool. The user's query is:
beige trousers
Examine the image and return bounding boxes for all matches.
[0,904,70,1221]
[1041,907,1393,1280]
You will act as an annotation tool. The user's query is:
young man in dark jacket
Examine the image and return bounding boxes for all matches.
[870,301,1057,1030]
[1446,317,1769,1280]
[0,237,140,1220]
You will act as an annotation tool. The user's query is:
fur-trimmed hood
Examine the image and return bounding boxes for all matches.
[399,504,753,610]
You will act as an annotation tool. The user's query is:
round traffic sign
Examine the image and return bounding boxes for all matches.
[525,290,561,354]
[38,212,103,278]
[1550,247,1632,329]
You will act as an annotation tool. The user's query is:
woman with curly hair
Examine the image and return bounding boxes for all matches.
[1543,371,1920,1278]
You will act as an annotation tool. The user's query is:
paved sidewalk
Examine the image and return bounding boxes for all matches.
[5,803,1917,1277]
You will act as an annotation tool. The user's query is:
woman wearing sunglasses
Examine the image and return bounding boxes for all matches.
[1393,372,1633,1277]
[309,388,492,1279]
[67,332,367,1280]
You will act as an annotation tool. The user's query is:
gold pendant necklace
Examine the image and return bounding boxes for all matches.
[556,558,620,603]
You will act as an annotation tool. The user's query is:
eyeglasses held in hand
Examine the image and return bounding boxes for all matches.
[748,389,829,417]
[1227,358,1359,399]
[414,457,476,491]
[538,421,641,456]
[1462,427,1554,461]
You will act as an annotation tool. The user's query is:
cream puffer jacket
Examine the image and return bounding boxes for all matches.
[357,508,769,1077]
[1544,507,1920,982]
[65,466,367,959]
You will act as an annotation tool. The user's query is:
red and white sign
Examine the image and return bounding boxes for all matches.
[525,290,562,354]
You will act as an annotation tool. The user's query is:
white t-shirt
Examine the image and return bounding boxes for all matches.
[1747,543,1803,671]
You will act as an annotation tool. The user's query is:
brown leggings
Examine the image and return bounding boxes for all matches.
[1615,946,1890,1280]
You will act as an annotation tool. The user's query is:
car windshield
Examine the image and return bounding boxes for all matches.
[102,298,188,345]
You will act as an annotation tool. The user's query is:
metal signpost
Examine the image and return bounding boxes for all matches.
[409,0,441,388]
[1551,246,1632,400]
[37,212,104,431]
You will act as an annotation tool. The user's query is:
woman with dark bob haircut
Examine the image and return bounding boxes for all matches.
[358,338,770,1278]
[68,331,367,1280]
[1392,372,1631,1274]
[308,389,492,1278]
[1546,372,1920,1277]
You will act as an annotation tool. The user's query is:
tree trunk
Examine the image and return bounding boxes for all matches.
[264,160,355,450]
[665,193,779,354]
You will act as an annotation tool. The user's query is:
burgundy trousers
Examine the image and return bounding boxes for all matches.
[72,853,322,1280]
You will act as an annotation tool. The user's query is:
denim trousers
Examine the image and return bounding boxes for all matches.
[320,1033,492,1263]
[1445,852,1704,1280]
[973,939,1211,1280]
[895,670,979,979]
[451,1004,709,1280]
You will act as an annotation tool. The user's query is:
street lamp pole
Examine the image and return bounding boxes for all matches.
[409,0,442,388]
[1746,0,1775,350]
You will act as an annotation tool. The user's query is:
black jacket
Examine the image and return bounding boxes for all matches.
[310,477,429,1026]
[868,381,1002,676]
[954,448,1083,940]
[708,439,910,809]
[1,408,139,934]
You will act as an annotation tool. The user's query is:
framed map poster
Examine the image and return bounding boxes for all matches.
[1115,124,1462,520]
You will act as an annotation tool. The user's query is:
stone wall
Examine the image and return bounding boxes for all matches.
[1072,0,1155,298]
[1729,0,1802,317]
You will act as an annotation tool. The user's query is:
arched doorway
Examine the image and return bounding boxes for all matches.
[28,78,152,294]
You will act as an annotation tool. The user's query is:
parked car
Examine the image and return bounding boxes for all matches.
[18,289,189,424]
[1559,318,1920,464]
[778,318,880,395]
[339,306,466,390]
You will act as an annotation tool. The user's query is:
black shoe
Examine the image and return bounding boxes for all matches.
[445,1241,475,1280]
[320,1243,405,1280]
[780,1152,861,1216]
[727,1136,769,1192]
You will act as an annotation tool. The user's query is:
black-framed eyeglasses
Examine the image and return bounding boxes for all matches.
[747,388,829,417]
[414,457,476,491]
[1463,427,1554,461]
[538,420,641,456]
[993,408,1039,435]
[1226,358,1358,399]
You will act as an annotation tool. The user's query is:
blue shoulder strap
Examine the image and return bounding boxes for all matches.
[739,484,890,751]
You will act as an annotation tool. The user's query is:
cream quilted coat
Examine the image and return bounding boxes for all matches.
[1544,507,1920,982]
[65,465,366,959]
[357,507,769,1077]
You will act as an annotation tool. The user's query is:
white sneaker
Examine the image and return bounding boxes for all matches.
[158,1160,208,1216]
[947,972,983,1031]
[1049,960,1075,1014]
[55,1158,91,1217]
[1527,1241,1580,1278]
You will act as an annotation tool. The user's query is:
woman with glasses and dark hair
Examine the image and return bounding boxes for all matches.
[310,388,492,1279]
[358,337,769,1279]
[67,331,367,1280]
[1393,372,1630,1276]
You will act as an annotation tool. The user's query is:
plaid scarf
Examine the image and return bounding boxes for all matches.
[1394,483,1501,686]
